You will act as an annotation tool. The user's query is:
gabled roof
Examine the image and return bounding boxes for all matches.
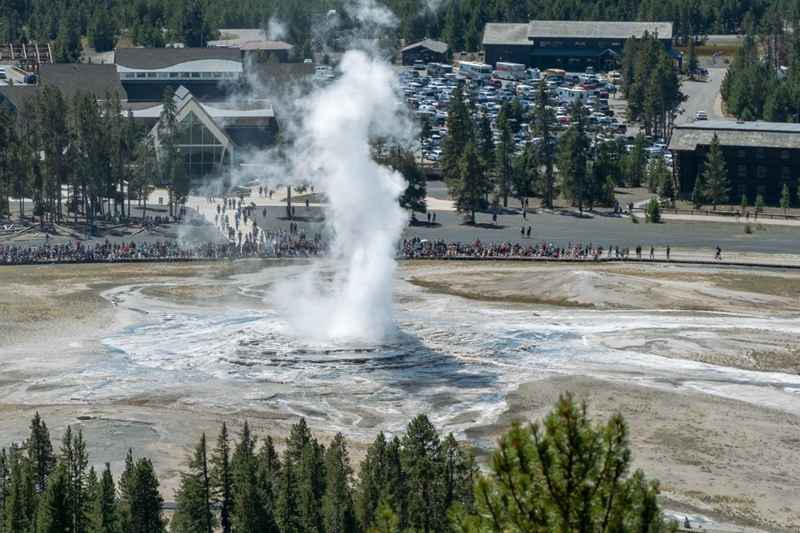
[39,63,126,100]
[115,47,242,70]
[669,120,800,151]
[402,39,449,54]
[482,23,530,46]
[527,20,673,40]
[148,86,232,149]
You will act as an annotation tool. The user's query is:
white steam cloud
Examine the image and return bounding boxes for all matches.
[274,50,410,342]
[266,18,288,41]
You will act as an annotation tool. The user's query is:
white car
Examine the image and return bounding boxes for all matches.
[695,110,708,120]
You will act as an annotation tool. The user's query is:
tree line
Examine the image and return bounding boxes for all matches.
[0,86,192,226]
[721,23,800,122]
[2,0,797,64]
[0,395,674,533]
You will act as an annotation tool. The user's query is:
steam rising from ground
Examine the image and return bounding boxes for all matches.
[274,50,409,342]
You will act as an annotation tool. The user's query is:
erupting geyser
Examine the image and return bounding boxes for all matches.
[273,50,411,342]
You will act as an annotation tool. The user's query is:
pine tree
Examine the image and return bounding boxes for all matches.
[180,0,212,47]
[27,412,55,494]
[400,415,446,532]
[532,83,556,208]
[35,463,70,533]
[88,8,116,52]
[557,103,590,212]
[60,426,89,533]
[255,437,280,533]
[127,458,164,533]
[691,172,705,208]
[4,447,36,533]
[275,449,300,533]
[171,434,215,533]
[755,193,766,214]
[687,38,698,78]
[322,434,357,533]
[88,464,118,533]
[55,9,82,62]
[118,450,135,533]
[356,433,390,531]
[780,182,792,214]
[451,142,490,224]
[495,106,514,208]
[457,394,667,531]
[740,192,749,215]
[210,424,233,533]
[442,84,472,192]
[702,134,730,210]
[231,422,274,533]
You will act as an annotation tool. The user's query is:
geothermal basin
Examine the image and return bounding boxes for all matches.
[1,259,800,530]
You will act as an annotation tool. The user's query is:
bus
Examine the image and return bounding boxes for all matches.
[495,62,526,80]
[458,61,493,81]
[427,62,453,77]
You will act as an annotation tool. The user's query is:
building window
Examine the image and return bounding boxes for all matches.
[169,73,179,78]
[757,149,765,159]
[147,73,157,78]
[737,165,747,178]
[610,41,621,47]
[136,73,146,78]
[191,72,201,78]
[757,166,767,179]
[574,41,587,47]
[781,150,790,160]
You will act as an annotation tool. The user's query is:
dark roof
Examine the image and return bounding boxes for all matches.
[402,39,449,55]
[669,120,800,151]
[115,47,242,69]
[483,23,530,46]
[39,64,126,100]
[527,20,673,40]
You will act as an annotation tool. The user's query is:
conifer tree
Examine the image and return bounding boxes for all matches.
[35,463,70,533]
[275,449,300,533]
[88,464,118,533]
[755,193,766,214]
[532,83,556,208]
[127,458,164,533]
[495,106,514,208]
[60,426,89,533]
[451,142,490,224]
[557,103,590,212]
[691,172,705,208]
[400,415,446,532]
[171,434,215,533]
[457,394,669,531]
[780,182,791,214]
[231,423,275,533]
[210,424,233,533]
[118,450,135,533]
[27,412,55,494]
[4,447,36,533]
[702,134,730,210]
[322,433,357,533]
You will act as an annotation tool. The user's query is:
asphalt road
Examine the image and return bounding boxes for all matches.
[675,67,727,124]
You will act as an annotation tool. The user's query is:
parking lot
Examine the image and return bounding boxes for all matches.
[397,61,674,172]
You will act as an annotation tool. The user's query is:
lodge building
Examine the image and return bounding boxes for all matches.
[1,42,314,182]
[482,20,675,71]
[669,120,800,203]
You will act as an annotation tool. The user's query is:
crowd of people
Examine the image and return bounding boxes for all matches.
[0,233,325,265]
[399,238,682,261]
